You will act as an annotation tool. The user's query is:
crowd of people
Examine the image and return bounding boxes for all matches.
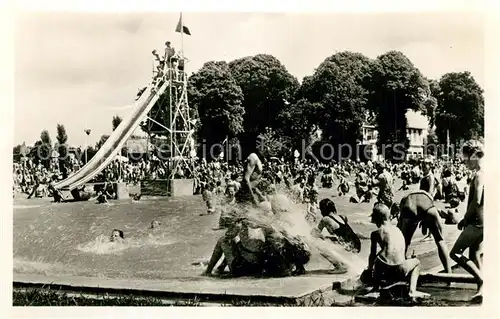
[12,154,198,200]
[13,136,484,301]
[187,137,483,302]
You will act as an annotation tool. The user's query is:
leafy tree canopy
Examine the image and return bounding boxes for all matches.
[301,51,373,149]
[367,51,428,161]
[188,60,245,149]
[434,71,484,146]
[112,116,123,131]
[229,54,299,137]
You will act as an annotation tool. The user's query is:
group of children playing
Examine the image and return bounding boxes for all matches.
[195,142,483,302]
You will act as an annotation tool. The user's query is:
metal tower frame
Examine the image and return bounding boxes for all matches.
[144,44,196,187]
[166,54,195,180]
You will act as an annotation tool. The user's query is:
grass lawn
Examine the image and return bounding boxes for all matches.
[13,287,477,307]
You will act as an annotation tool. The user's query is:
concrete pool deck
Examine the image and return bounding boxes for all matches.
[13,240,459,305]
[13,270,355,304]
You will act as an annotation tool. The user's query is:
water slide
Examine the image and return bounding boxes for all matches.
[54,80,169,199]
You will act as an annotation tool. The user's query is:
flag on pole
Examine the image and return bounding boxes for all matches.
[175,13,191,35]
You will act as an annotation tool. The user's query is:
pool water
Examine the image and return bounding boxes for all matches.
[13,185,463,281]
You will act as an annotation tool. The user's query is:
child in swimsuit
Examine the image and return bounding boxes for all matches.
[313,198,361,253]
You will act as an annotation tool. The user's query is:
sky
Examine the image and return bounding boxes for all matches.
[15,12,484,147]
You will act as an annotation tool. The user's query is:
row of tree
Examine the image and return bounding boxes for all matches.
[142,50,483,161]
[16,50,484,167]
[14,115,125,169]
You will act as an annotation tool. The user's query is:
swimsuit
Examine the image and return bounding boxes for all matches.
[372,255,416,283]
[398,191,443,242]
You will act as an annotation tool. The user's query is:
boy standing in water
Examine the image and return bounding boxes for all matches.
[366,203,429,299]
[372,162,394,208]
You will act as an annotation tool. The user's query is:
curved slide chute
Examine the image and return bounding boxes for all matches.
[54,80,169,199]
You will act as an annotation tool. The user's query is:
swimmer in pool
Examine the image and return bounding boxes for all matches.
[314,198,347,238]
[313,198,361,253]
[109,229,124,242]
[150,220,162,229]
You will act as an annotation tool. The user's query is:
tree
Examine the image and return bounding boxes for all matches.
[188,61,245,160]
[38,130,52,168]
[13,144,22,162]
[56,124,69,177]
[367,51,428,161]
[96,135,110,149]
[83,145,98,163]
[30,140,43,165]
[112,115,123,131]
[111,116,129,156]
[428,78,441,98]
[13,144,22,155]
[420,78,440,129]
[298,51,373,160]
[138,86,170,137]
[434,71,484,147]
[229,54,299,138]
[138,84,199,148]
[277,98,322,149]
[136,86,174,159]
[257,127,291,159]
[422,96,438,129]
[424,127,440,156]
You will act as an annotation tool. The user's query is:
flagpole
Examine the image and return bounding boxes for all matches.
[180,12,184,58]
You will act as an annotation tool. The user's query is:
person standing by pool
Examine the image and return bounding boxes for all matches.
[449,140,484,300]
[371,162,395,210]
[234,134,266,206]
[419,159,436,198]
[396,191,452,274]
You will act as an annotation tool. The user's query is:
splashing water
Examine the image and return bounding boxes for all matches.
[241,192,367,275]
[76,234,177,255]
